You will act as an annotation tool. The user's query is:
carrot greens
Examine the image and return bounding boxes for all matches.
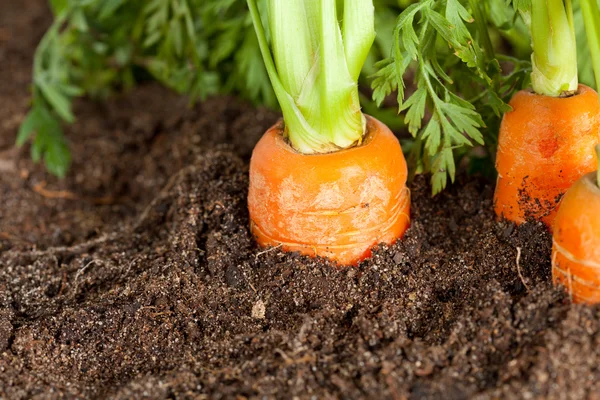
[22,0,596,189]
[18,0,270,176]
[247,0,375,153]
[530,0,577,96]
[581,0,600,90]
[23,0,412,177]
[371,0,527,194]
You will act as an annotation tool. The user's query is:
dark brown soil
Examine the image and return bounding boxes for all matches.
[2,2,600,399]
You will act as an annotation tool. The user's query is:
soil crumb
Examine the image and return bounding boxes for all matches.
[2,1,600,399]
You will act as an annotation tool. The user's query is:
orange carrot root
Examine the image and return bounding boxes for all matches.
[494,84,600,228]
[248,116,410,266]
[552,172,600,303]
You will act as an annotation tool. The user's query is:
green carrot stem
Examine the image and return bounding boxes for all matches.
[530,0,578,96]
[247,0,374,154]
[580,0,600,90]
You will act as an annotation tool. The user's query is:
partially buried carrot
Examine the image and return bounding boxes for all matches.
[494,85,600,227]
[246,0,410,265]
[494,0,600,229]
[249,116,410,265]
[552,146,600,303]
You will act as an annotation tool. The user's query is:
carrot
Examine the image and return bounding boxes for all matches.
[248,116,410,265]
[494,84,600,227]
[552,147,600,303]
[246,0,410,265]
[494,0,600,228]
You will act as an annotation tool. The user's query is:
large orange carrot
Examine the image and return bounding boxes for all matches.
[552,170,600,303]
[246,1,410,265]
[494,84,600,227]
[248,116,410,265]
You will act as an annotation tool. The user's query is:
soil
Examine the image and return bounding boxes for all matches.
[2,2,600,399]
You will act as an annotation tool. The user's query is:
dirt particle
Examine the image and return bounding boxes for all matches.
[252,300,266,320]
[393,251,405,265]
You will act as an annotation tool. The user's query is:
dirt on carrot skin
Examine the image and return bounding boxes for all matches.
[2,2,600,399]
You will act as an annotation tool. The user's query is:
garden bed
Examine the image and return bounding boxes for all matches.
[1,2,599,399]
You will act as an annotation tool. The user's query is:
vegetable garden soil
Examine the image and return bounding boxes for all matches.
[2,2,600,399]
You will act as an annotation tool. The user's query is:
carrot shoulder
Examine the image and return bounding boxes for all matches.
[494,84,600,227]
[248,116,410,265]
[552,172,600,303]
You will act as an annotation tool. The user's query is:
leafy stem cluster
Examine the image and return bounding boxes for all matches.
[372,0,530,194]
[25,0,591,193]
[19,0,271,176]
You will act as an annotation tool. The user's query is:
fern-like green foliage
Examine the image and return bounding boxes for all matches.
[371,0,531,194]
[20,0,273,176]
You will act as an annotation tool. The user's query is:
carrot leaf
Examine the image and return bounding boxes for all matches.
[400,87,427,135]
[17,103,71,178]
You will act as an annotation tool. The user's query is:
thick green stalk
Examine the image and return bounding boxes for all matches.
[268,0,312,99]
[247,0,324,152]
[247,0,374,154]
[580,0,600,90]
[530,0,578,96]
[316,0,364,147]
[343,1,375,81]
[579,0,600,188]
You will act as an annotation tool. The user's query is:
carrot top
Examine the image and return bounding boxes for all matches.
[581,0,600,89]
[247,0,375,154]
[528,0,578,96]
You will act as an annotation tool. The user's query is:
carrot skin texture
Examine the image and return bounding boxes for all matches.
[494,84,600,228]
[248,116,410,266]
[552,173,600,303]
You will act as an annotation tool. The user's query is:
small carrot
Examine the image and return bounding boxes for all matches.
[494,85,600,227]
[494,0,600,228]
[246,0,410,265]
[552,146,600,303]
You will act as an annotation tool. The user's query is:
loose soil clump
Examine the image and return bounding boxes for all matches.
[1,2,600,399]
